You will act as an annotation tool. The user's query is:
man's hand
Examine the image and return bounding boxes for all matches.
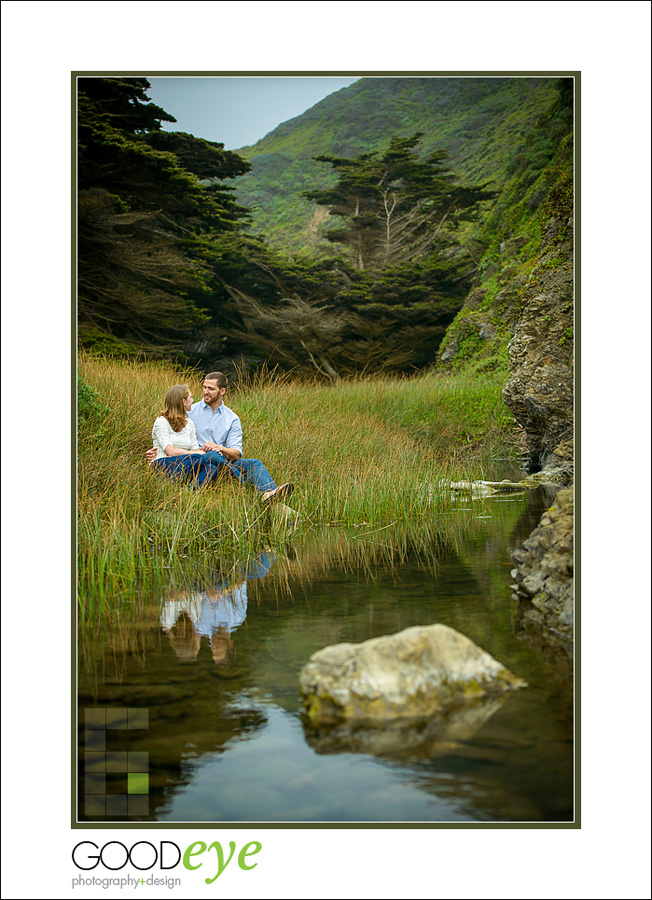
[201,442,241,462]
[145,448,157,463]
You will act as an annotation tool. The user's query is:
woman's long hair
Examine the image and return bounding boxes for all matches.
[159,384,190,433]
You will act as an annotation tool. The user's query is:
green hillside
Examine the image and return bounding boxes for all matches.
[230,75,573,377]
[234,77,560,254]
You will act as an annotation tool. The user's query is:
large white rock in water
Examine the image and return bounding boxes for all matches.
[300,624,526,721]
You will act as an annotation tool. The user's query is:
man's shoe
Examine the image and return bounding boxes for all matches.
[261,482,294,504]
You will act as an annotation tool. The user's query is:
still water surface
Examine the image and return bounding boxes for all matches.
[78,486,573,823]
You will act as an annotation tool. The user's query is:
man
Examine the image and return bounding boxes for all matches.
[147,371,293,502]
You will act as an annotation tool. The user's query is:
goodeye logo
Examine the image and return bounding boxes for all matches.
[71,839,262,888]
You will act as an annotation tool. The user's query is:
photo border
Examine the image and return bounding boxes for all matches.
[72,69,580,830]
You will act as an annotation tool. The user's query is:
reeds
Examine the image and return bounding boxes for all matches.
[78,355,519,618]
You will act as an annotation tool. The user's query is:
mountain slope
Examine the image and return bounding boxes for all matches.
[228,75,574,396]
[234,76,559,253]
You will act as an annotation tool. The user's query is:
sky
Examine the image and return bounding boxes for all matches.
[146,76,361,149]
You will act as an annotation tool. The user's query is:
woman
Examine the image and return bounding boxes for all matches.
[150,384,220,489]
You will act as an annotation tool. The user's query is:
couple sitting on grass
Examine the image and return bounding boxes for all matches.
[146,371,294,504]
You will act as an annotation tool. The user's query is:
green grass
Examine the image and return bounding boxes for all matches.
[78,355,520,625]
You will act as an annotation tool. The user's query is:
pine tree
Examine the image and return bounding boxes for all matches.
[77,77,251,354]
[306,134,494,271]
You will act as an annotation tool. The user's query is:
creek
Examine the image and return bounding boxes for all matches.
[78,478,573,823]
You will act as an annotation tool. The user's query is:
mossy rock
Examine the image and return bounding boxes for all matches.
[300,624,526,722]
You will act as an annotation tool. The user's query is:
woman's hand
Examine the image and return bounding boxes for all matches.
[163,445,204,457]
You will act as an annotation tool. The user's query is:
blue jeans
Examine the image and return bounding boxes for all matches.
[201,452,277,493]
[241,551,276,581]
[151,455,222,489]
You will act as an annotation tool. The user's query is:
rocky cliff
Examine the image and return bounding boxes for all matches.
[502,214,573,478]
[511,489,574,645]
[502,173,574,642]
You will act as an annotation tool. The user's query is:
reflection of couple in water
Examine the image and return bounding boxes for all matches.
[160,552,274,665]
[147,371,294,503]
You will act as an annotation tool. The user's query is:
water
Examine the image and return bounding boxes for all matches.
[78,485,574,823]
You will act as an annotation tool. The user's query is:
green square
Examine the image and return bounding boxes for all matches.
[128,773,149,794]
[85,795,105,816]
[85,773,105,794]
[84,708,105,729]
[127,795,149,816]
[84,730,105,751]
[106,795,128,816]
[106,708,128,729]
[105,752,128,772]
[85,752,105,773]
[128,752,148,772]
[127,708,148,730]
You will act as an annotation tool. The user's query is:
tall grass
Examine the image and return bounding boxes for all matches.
[78,355,519,620]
